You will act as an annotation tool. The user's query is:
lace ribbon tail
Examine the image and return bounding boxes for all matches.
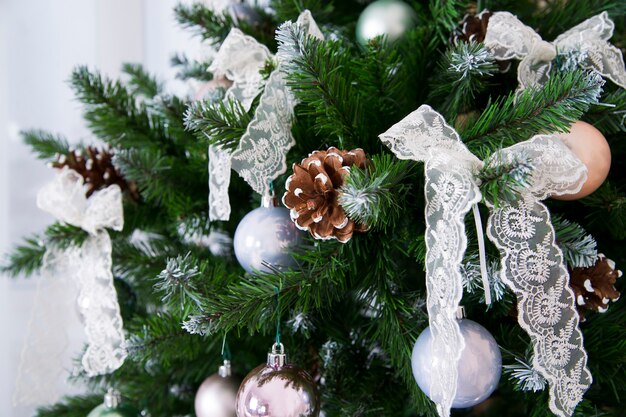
[13,249,81,406]
[472,203,491,305]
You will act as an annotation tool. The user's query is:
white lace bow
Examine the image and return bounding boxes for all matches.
[206,11,323,219]
[15,168,126,404]
[484,11,626,90]
[379,106,592,417]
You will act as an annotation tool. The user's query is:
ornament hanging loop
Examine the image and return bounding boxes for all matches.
[219,360,232,378]
[104,388,121,409]
[267,342,287,368]
[261,181,278,208]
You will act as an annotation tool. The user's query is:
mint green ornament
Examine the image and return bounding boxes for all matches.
[87,389,140,417]
[356,0,419,46]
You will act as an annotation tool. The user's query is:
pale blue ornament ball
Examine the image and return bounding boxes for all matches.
[356,0,419,46]
[411,319,502,408]
[233,206,302,274]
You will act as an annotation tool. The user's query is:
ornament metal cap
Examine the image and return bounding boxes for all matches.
[218,359,232,377]
[267,343,287,368]
[104,388,121,409]
[456,306,466,320]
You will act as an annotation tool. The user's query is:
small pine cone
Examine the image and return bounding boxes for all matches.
[569,254,622,320]
[283,147,369,243]
[450,10,493,45]
[52,147,139,201]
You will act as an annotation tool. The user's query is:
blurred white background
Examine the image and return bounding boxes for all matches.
[0,1,205,415]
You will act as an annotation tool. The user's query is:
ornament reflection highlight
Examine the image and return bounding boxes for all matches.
[233,206,302,273]
[411,319,502,408]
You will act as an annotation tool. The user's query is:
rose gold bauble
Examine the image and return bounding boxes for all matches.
[553,121,611,200]
[195,361,238,417]
[236,345,319,417]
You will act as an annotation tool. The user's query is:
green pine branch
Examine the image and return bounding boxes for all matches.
[277,21,366,147]
[22,130,73,162]
[552,215,598,268]
[428,42,498,120]
[70,66,174,152]
[461,69,604,158]
[184,96,252,150]
[339,154,415,230]
[122,63,162,98]
[477,150,534,207]
[0,236,46,277]
[35,394,103,417]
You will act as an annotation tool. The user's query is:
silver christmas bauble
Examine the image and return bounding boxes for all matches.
[195,366,238,417]
[356,0,419,46]
[233,206,302,273]
[411,319,502,408]
[236,346,319,417]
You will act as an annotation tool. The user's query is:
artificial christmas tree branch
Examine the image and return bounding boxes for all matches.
[462,69,604,157]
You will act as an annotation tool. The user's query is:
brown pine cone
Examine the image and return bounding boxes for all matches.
[52,147,139,201]
[282,147,369,243]
[569,254,622,320]
[450,10,493,45]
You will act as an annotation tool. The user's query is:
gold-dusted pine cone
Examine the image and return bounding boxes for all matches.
[282,147,369,243]
[53,147,139,201]
[569,254,622,320]
[450,10,493,45]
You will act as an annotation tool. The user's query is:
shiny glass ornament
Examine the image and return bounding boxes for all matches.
[87,389,140,417]
[233,204,302,274]
[411,318,502,408]
[356,0,419,46]
[236,344,319,417]
[195,360,238,417]
[553,120,611,200]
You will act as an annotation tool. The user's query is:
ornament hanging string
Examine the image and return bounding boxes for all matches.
[472,203,491,305]
[275,284,282,346]
[221,334,231,362]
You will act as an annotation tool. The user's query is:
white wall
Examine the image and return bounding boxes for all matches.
[0,1,204,416]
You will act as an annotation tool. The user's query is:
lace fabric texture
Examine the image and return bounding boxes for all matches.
[486,136,592,417]
[485,11,626,90]
[380,105,482,417]
[208,145,232,221]
[207,10,324,207]
[31,169,126,376]
[231,70,297,195]
[206,29,271,220]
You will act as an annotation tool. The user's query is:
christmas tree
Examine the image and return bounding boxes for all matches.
[3,1,626,416]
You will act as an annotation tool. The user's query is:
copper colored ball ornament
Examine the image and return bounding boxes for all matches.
[87,389,140,417]
[195,360,238,417]
[236,344,319,417]
[553,121,611,200]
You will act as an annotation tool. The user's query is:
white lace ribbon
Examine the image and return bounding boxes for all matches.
[485,136,592,417]
[205,11,323,211]
[16,168,126,403]
[379,106,592,417]
[380,105,482,417]
[484,11,626,90]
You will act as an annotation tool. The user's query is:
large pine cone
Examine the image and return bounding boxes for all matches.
[450,10,493,45]
[570,254,622,320]
[283,148,369,243]
[53,147,139,201]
